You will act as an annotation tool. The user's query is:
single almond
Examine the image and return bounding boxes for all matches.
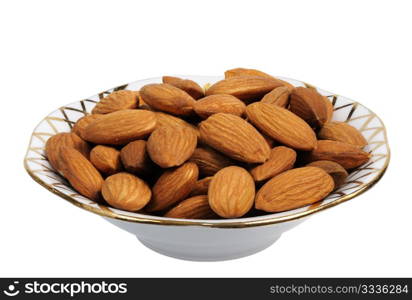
[92,90,139,114]
[147,125,197,168]
[250,146,296,182]
[199,113,270,163]
[189,176,213,196]
[255,167,334,212]
[289,87,328,128]
[59,147,104,201]
[205,76,286,102]
[90,145,122,176]
[308,140,370,169]
[140,83,196,116]
[193,94,246,119]
[72,114,104,140]
[318,121,367,148]
[162,76,204,99]
[189,146,234,176]
[246,102,317,151]
[120,140,154,175]
[224,68,294,89]
[155,111,199,138]
[102,172,151,211]
[323,96,334,123]
[208,166,255,218]
[164,195,217,219]
[307,160,348,188]
[83,109,157,145]
[261,86,291,107]
[146,162,199,212]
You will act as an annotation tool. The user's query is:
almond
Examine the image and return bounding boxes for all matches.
[199,113,270,163]
[323,96,334,123]
[246,102,317,151]
[189,176,213,196]
[318,121,367,148]
[224,68,294,89]
[83,109,157,145]
[102,172,151,211]
[208,166,255,218]
[90,145,122,176]
[155,111,199,137]
[289,87,328,128]
[120,140,154,175]
[147,125,197,168]
[164,195,217,219]
[307,160,348,188]
[261,86,291,107]
[59,147,104,201]
[146,162,199,212]
[193,94,246,119]
[308,140,370,169]
[162,76,204,99]
[250,146,296,182]
[45,132,91,173]
[255,167,334,212]
[205,76,286,102]
[189,146,234,176]
[72,114,104,140]
[92,90,139,114]
[139,83,196,116]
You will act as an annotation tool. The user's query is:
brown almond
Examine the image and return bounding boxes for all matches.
[318,122,367,148]
[199,113,270,163]
[90,145,122,176]
[224,68,294,89]
[140,83,196,116]
[246,102,317,151]
[323,96,334,123]
[205,76,286,102]
[307,160,348,188]
[72,114,104,140]
[147,126,197,168]
[289,87,328,128]
[146,162,199,212]
[120,140,154,175]
[162,76,204,99]
[93,90,138,114]
[208,166,255,218]
[189,176,213,196]
[83,109,157,145]
[189,146,234,176]
[193,94,246,119]
[59,147,104,201]
[308,140,370,169]
[102,172,151,211]
[250,146,296,182]
[155,111,199,138]
[164,195,217,219]
[255,167,334,212]
[261,86,291,107]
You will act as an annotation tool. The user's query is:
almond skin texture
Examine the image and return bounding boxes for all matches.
[162,76,204,99]
[194,94,246,119]
[164,195,217,219]
[323,96,334,123]
[205,76,286,102]
[59,147,104,201]
[224,68,295,89]
[72,114,104,140]
[147,126,197,168]
[92,90,138,114]
[318,122,367,148]
[155,111,199,138]
[102,172,151,211]
[208,166,255,218]
[140,83,196,116]
[308,140,370,169]
[189,176,213,196]
[289,87,328,128]
[246,102,317,151]
[250,146,297,182]
[90,145,122,176]
[83,109,157,145]
[255,167,334,212]
[189,146,234,176]
[146,162,199,212]
[46,132,91,173]
[199,113,270,163]
[120,140,154,175]
[307,160,348,188]
[261,86,291,107]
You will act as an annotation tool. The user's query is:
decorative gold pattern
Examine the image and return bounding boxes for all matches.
[24,77,390,228]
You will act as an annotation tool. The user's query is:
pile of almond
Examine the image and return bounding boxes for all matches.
[46,68,370,219]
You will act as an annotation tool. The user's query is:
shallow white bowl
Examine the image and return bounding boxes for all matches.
[24,75,390,261]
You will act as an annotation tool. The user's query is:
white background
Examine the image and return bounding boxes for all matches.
[0,0,411,277]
